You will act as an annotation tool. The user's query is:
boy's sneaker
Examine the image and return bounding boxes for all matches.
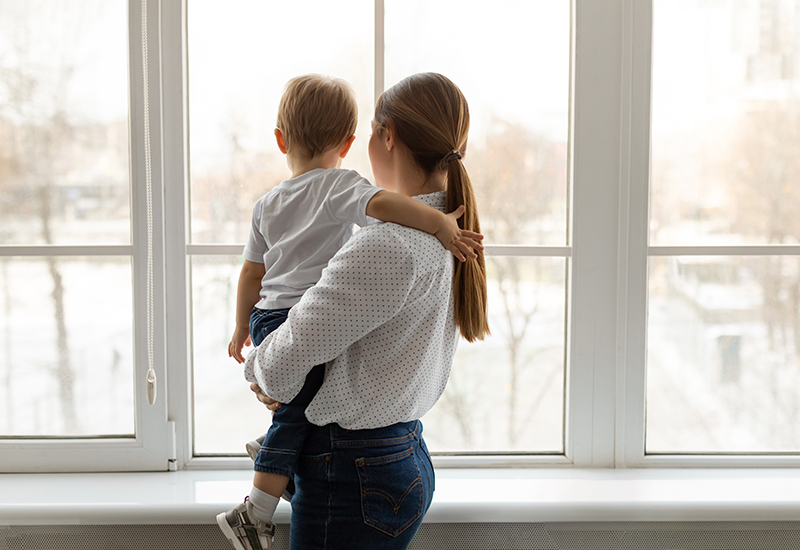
[245,434,266,461]
[245,433,294,502]
[216,497,275,550]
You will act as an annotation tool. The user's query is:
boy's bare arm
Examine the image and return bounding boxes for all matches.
[365,190,484,261]
[228,259,267,363]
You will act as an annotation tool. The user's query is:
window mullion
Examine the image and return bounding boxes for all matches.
[618,0,653,468]
[568,0,629,468]
[161,0,192,469]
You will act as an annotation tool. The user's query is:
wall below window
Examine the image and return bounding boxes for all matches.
[4,522,800,550]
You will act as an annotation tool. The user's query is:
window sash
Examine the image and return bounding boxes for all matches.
[0,0,172,472]
[615,0,800,467]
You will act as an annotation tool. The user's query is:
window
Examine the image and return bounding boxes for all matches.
[3,0,799,473]
[187,0,571,457]
[0,0,171,471]
[646,0,800,454]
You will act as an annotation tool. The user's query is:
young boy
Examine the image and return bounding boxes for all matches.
[216,74,481,550]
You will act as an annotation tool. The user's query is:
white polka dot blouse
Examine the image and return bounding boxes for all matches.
[244,191,459,430]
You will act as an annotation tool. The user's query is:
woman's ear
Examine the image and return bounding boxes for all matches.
[274,128,288,154]
[382,122,396,152]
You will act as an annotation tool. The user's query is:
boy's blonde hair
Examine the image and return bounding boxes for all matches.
[276,74,358,158]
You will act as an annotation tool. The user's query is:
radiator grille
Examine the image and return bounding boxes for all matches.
[3,522,800,550]
[0,525,254,550]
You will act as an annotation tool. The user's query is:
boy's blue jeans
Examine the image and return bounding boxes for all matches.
[249,307,325,479]
[289,420,434,550]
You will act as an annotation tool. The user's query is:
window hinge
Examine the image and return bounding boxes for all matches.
[167,420,178,471]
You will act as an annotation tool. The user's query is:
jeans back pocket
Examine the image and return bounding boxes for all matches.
[355,445,424,537]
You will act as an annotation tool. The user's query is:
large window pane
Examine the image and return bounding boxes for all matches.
[647,256,800,453]
[188,1,571,456]
[647,0,800,455]
[0,0,134,442]
[424,257,566,453]
[0,1,130,246]
[651,0,800,246]
[188,0,374,245]
[385,0,570,246]
[0,257,134,437]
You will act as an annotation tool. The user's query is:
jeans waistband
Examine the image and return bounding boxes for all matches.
[331,420,420,448]
[303,421,421,454]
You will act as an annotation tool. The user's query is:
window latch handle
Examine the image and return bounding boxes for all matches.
[146,368,157,405]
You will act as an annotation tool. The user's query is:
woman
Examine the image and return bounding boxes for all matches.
[247,72,489,550]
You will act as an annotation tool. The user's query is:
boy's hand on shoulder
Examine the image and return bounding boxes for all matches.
[434,204,485,262]
[228,325,252,364]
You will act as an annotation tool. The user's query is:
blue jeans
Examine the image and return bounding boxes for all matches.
[289,420,434,550]
[249,307,325,478]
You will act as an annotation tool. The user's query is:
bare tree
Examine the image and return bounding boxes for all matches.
[723,100,800,447]
[728,101,800,355]
[0,5,80,433]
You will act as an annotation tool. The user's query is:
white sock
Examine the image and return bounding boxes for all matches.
[248,486,279,524]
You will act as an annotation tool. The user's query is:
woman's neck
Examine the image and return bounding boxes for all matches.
[394,159,446,198]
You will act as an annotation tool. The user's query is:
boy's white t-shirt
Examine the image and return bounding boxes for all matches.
[243,168,382,310]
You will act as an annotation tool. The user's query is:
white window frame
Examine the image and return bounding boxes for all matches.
[615,0,800,468]
[0,0,172,472]
[4,0,800,473]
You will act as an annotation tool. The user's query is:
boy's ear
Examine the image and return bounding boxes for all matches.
[274,128,288,154]
[339,135,356,159]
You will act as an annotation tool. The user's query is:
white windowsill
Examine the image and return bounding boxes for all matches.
[2,468,800,526]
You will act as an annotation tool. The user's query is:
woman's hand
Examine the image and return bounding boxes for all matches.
[250,382,282,412]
